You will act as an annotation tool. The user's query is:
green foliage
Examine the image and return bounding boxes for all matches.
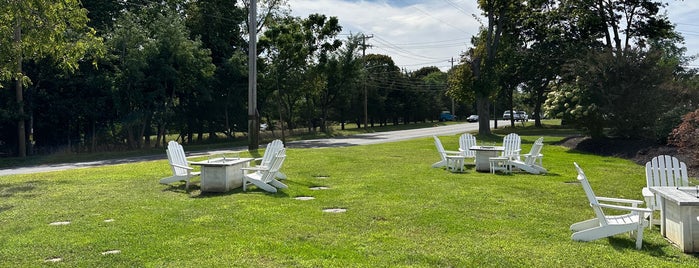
[544,82,602,136]
[548,49,675,139]
[0,0,104,84]
[106,4,215,147]
[2,134,699,266]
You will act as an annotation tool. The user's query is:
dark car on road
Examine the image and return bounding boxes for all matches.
[466,115,478,122]
[439,111,456,121]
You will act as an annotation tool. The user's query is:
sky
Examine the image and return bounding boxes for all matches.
[288,0,699,72]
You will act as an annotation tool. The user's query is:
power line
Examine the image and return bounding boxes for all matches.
[397,0,474,35]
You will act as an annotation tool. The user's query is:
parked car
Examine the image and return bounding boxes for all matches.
[514,111,528,122]
[503,111,511,120]
[439,111,456,121]
[260,123,268,131]
[466,115,478,122]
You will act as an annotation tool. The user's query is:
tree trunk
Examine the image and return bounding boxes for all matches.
[15,18,26,157]
[477,96,491,136]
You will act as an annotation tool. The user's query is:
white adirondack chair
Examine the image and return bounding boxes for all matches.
[242,148,288,193]
[501,133,521,161]
[458,133,477,160]
[256,139,287,180]
[432,136,462,168]
[160,141,200,190]
[570,163,651,249]
[641,155,689,226]
[508,137,547,174]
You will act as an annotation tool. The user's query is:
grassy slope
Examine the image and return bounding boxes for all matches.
[0,131,697,266]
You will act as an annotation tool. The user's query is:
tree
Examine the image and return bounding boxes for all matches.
[469,0,523,135]
[543,0,682,139]
[323,35,362,131]
[0,0,103,157]
[107,5,215,148]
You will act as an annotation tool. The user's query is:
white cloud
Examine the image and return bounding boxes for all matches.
[287,0,699,71]
[288,0,482,71]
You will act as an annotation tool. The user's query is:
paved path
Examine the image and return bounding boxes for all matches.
[0,121,505,176]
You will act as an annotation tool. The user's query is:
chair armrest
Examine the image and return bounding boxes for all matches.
[242,166,268,171]
[641,187,654,199]
[171,163,193,170]
[444,150,461,155]
[254,157,263,161]
[596,196,645,205]
[596,203,653,213]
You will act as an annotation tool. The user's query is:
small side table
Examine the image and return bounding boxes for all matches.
[446,155,466,172]
[489,157,510,174]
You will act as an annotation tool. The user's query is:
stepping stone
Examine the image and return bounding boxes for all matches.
[294,196,315,201]
[313,175,330,179]
[44,257,62,263]
[309,186,330,190]
[49,221,70,226]
[101,250,121,255]
[104,219,115,223]
[322,208,347,213]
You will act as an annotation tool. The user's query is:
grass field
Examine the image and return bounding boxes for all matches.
[1,128,698,266]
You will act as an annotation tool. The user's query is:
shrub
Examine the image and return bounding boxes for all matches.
[655,105,694,144]
[668,108,699,164]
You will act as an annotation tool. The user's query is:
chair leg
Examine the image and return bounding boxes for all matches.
[635,224,645,249]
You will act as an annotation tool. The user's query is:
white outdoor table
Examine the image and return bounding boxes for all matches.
[469,146,505,172]
[649,186,699,253]
[190,157,254,192]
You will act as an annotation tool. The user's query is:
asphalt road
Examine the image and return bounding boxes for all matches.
[0,121,506,176]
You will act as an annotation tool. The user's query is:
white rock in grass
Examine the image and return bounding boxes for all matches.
[322,208,347,213]
[104,219,115,223]
[49,221,70,226]
[294,196,315,201]
[101,250,121,255]
[44,257,62,262]
[309,186,329,190]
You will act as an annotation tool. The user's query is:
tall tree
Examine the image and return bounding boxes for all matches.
[0,0,103,157]
[470,0,522,135]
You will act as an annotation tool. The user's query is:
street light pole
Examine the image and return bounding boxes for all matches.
[248,0,259,150]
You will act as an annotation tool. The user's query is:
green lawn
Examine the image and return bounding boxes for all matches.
[1,132,698,266]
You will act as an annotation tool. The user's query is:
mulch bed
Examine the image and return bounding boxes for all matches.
[556,136,698,177]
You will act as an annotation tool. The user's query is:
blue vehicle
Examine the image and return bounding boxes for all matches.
[439,111,456,121]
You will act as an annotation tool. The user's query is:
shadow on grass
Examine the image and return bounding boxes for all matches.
[608,236,679,257]
[188,185,291,199]
[0,181,41,198]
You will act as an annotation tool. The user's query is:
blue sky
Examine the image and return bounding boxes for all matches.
[288,0,699,71]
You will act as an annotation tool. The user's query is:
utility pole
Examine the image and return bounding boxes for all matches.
[360,34,373,130]
[448,57,456,115]
[248,0,259,150]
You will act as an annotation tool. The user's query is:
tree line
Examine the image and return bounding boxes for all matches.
[0,0,458,157]
[450,0,698,139]
[1,0,697,157]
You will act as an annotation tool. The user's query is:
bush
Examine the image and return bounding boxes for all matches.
[655,105,694,144]
[668,108,699,164]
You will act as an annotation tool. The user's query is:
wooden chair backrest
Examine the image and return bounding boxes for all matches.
[646,155,689,188]
[261,139,284,167]
[646,155,689,209]
[459,133,477,157]
[574,162,608,226]
[166,141,189,176]
[261,148,286,183]
[502,133,521,157]
[523,137,544,165]
[433,136,447,161]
